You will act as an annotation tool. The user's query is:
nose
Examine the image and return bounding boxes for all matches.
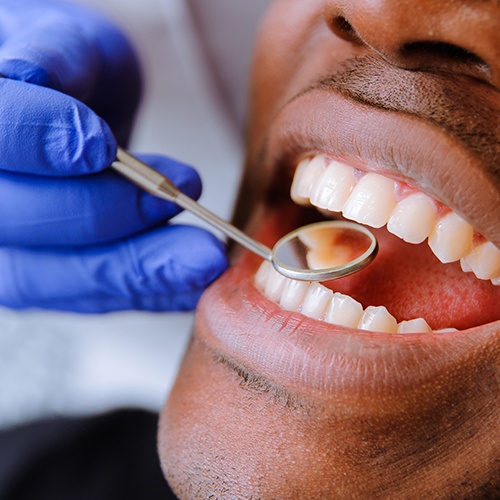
[325,0,500,87]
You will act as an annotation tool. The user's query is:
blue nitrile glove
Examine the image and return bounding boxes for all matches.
[0,0,229,312]
[0,0,141,146]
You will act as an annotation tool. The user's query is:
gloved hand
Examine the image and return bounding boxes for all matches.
[0,0,229,312]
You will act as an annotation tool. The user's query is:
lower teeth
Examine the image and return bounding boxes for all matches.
[255,261,458,334]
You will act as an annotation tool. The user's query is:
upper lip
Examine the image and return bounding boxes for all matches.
[262,85,500,247]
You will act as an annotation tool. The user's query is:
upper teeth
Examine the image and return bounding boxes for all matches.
[291,155,500,283]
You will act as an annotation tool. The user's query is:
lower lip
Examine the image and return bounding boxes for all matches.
[196,251,499,395]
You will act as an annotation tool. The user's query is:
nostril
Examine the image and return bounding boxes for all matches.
[328,16,363,45]
[403,41,486,66]
[400,41,492,81]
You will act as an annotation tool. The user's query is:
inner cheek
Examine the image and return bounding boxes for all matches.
[246,201,316,247]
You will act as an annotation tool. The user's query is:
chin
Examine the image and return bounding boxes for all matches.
[158,1,500,497]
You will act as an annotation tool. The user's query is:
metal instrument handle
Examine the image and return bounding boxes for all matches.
[111,148,273,261]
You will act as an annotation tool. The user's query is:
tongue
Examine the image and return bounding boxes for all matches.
[327,227,500,330]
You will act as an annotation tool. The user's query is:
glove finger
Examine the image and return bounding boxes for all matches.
[0,154,202,246]
[0,79,116,175]
[0,15,101,102]
[0,225,228,313]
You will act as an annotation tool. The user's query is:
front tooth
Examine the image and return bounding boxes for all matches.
[397,317,432,333]
[280,279,310,311]
[255,261,272,289]
[342,173,397,228]
[290,158,310,204]
[325,292,363,328]
[291,156,326,204]
[461,241,500,280]
[387,193,437,244]
[264,267,288,301]
[434,328,459,334]
[358,306,398,333]
[428,212,473,263]
[301,283,333,320]
[310,160,357,212]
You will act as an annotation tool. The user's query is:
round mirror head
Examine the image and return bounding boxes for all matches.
[272,220,378,281]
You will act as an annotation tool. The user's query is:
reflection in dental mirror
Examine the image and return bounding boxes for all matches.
[112,150,378,283]
[272,221,378,281]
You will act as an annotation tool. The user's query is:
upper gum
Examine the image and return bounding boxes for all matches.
[296,153,443,211]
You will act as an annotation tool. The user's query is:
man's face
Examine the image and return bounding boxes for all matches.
[159,1,500,497]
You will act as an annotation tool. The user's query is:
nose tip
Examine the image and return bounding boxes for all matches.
[325,0,500,87]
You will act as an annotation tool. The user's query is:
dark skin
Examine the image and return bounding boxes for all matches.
[159,1,500,498]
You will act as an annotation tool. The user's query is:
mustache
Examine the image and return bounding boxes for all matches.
[312,55,500,176]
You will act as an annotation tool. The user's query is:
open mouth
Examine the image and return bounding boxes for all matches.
[194,86,500,399]
[243,82,500,337]
[254,156,500,334]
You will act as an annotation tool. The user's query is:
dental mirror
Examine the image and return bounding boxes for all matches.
[112,148,378,282]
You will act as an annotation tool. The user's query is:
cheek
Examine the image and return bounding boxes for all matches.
[158,339,348,499]
[250,1,321,140]
[248,0,359,164]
